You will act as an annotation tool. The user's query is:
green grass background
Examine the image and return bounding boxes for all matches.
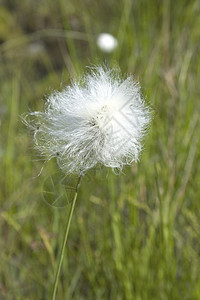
[0,0,200,299]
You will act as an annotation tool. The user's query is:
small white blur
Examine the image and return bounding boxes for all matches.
[96,33,118,53]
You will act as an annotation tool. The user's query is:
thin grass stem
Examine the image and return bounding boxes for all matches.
[51,175,82,300]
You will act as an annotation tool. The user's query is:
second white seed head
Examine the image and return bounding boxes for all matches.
[97,33,118,53]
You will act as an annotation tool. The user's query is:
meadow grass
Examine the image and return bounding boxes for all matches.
[0,0,200,299]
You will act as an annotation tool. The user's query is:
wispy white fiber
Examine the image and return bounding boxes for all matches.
[24,66,151,175]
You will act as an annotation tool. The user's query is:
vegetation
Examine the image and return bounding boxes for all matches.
[0,0,200,299]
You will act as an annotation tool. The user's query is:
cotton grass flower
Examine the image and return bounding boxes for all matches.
[24,65,151,300]
[97,33,118,53]
[24,66,151,175]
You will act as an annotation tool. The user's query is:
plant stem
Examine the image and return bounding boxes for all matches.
[51,175,82,300]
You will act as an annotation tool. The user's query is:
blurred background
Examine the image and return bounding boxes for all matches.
[0,0,200,299]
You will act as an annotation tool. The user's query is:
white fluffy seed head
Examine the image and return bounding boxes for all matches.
[24,66,151,175]
[96,33,118,53]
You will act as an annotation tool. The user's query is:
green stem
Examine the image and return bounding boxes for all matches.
[51,175,82,300]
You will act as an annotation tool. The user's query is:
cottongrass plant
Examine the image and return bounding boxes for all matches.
[96,33,118,53]
[24,66,151,299]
